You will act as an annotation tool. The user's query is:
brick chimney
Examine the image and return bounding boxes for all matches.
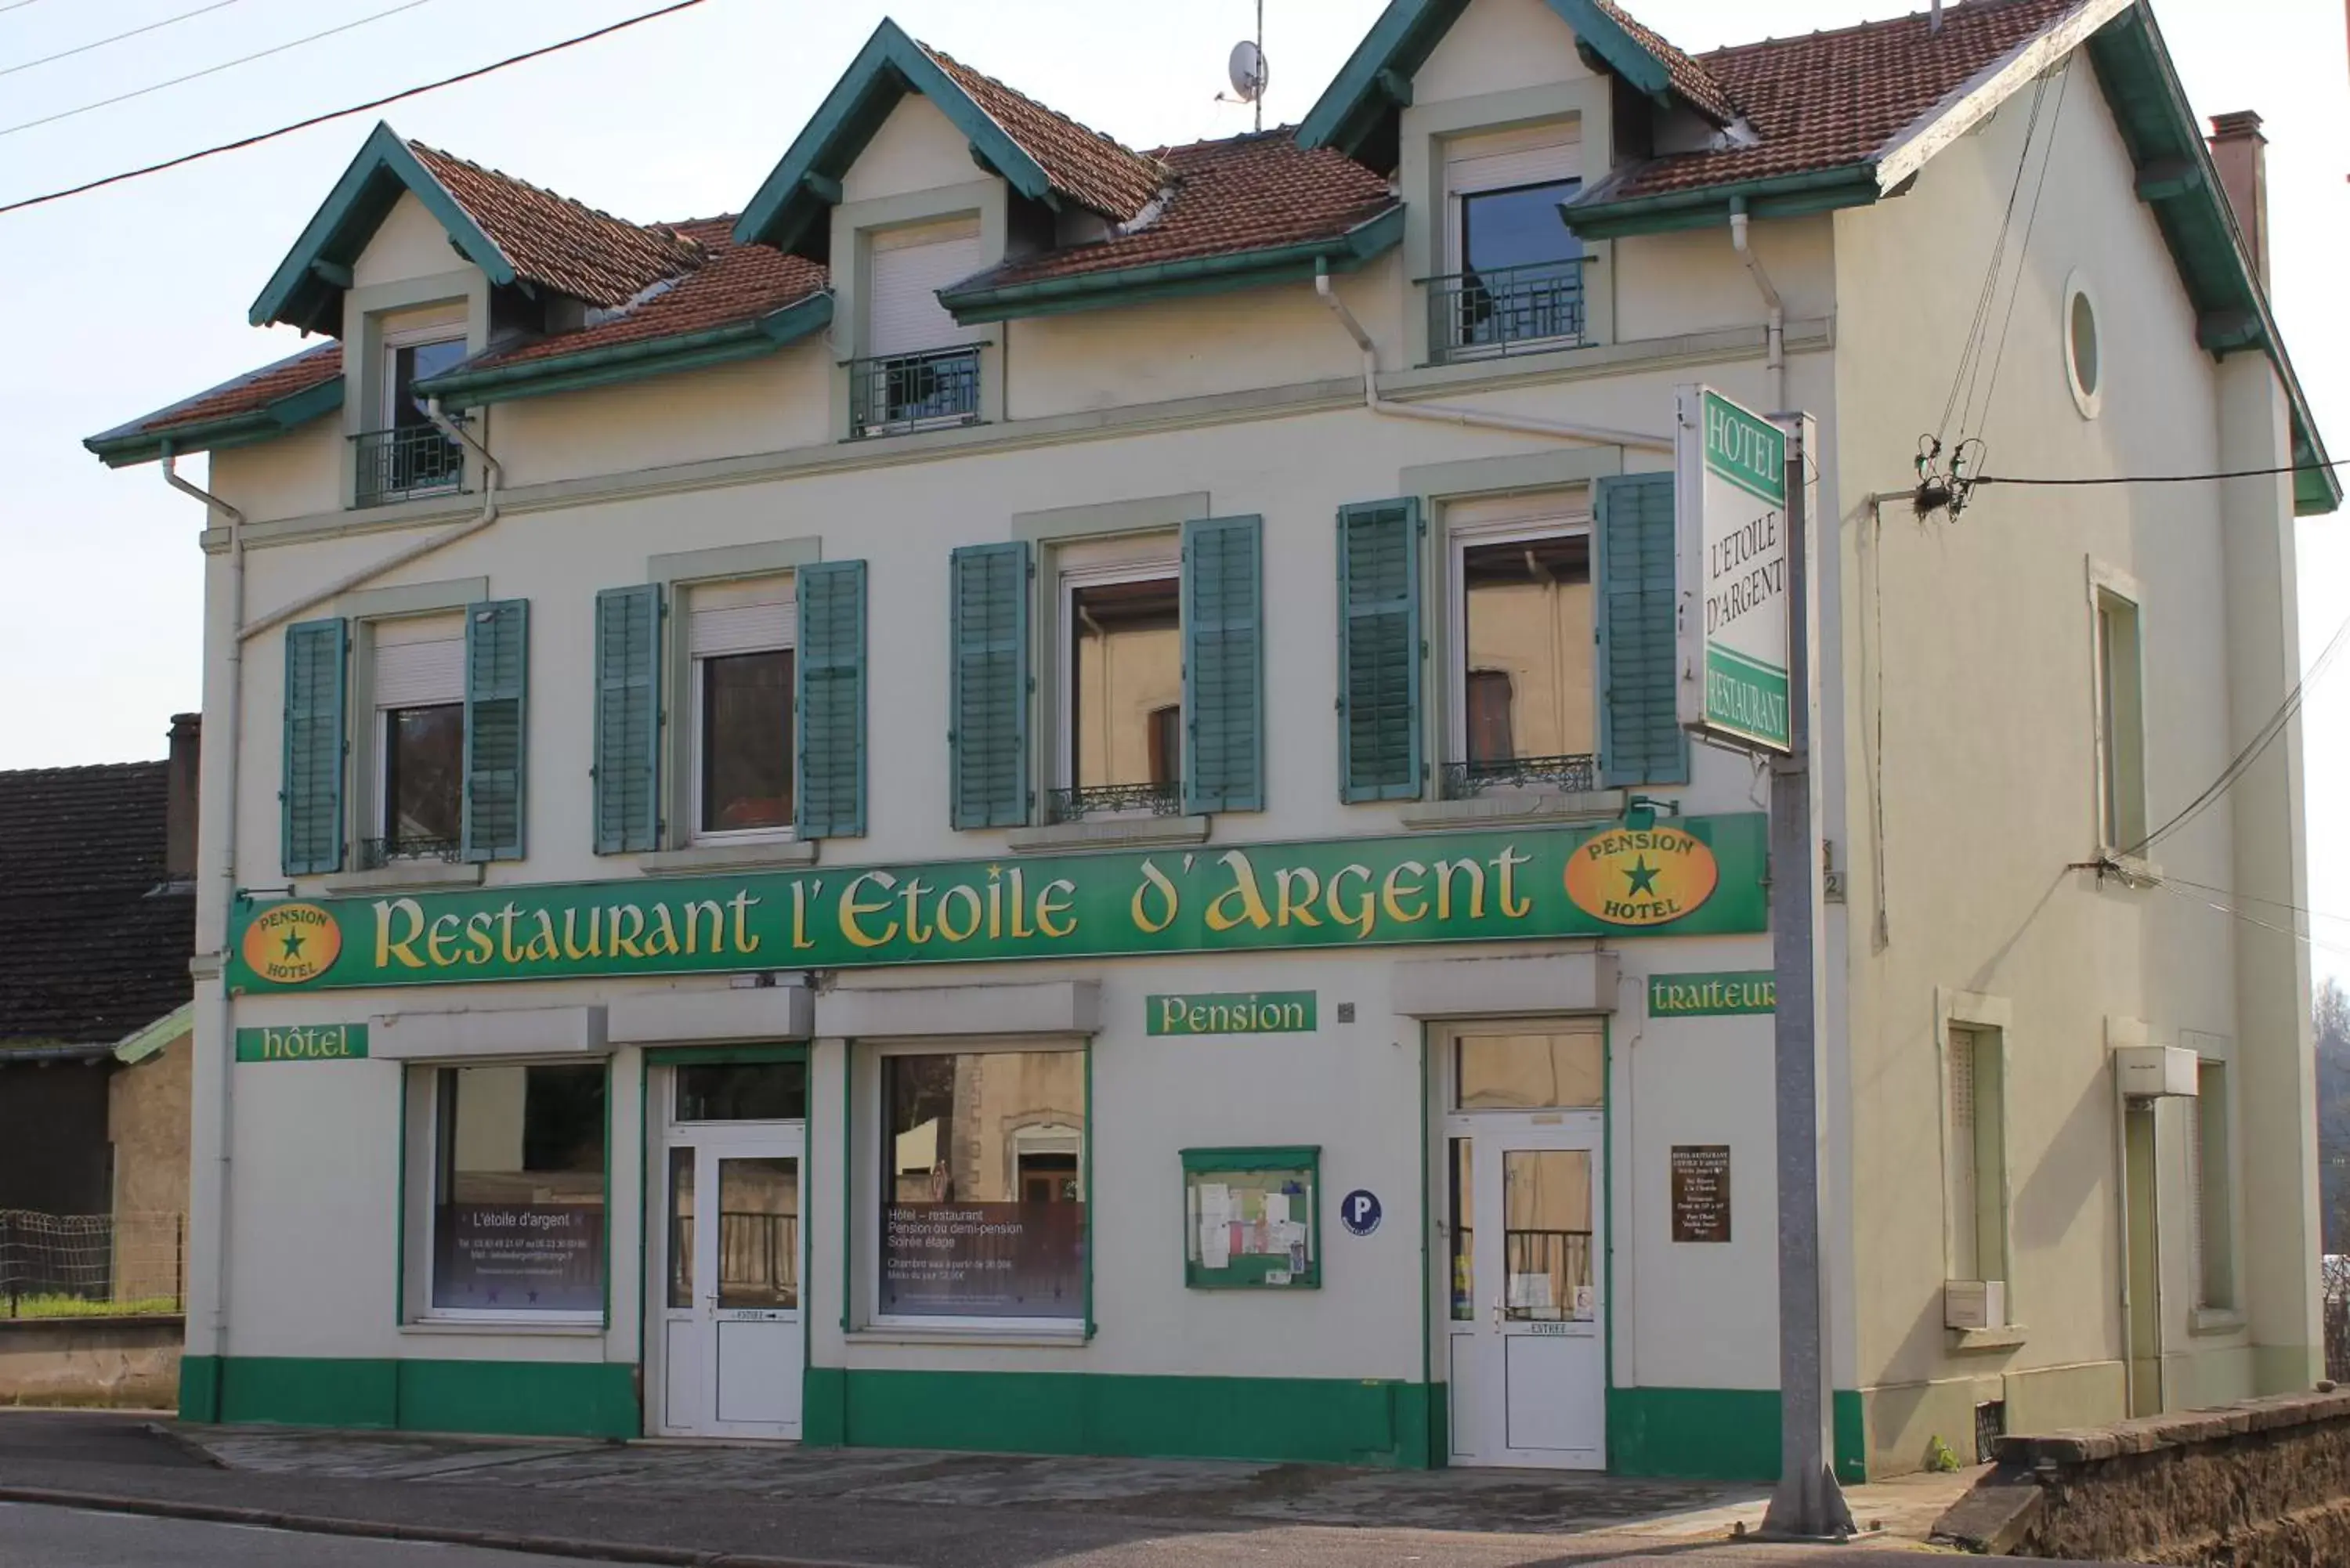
[2206,110,2269,288]
[165,712,201,881]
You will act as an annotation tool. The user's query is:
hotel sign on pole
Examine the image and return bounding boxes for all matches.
[1676,385,1791,754]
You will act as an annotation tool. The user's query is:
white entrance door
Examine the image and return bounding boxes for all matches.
[1444,1113,1607,1469]
[656,1125,804,1438]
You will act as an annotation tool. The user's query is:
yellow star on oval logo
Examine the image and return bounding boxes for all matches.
[240,903,343,986]
[1564,826,1720,928]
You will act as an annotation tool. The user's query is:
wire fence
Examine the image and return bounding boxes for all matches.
[0,1211,184,1318]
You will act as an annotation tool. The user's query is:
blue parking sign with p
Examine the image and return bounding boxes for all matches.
[1340,1189,1382,1237]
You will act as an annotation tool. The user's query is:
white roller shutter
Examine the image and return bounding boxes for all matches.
[691,575,796,657]
[867,217,982,358]
[373,614,464,708]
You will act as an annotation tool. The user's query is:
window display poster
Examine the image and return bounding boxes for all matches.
[432,1203,604,1311]
[880,1201,1086,1317]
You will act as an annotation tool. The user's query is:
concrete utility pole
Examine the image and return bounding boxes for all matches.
[1759,416,1854,1539]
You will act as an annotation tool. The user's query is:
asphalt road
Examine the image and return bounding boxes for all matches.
[0,1503,584,1567]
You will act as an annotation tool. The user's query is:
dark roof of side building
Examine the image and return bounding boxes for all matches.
[0,762,193,1049]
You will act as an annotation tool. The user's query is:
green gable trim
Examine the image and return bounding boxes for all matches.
[2084,6,2337,515]
[942,207,1402,325]
[1561,163,1882,240]
[734,19,1057,255]
[113,1001,193,1066]
[86,374,343,469]
[804,1367,1436,1469]
[250,121,515,334]
[415,291,833,410]
[1300,0,1710,160]
[187,1355,638,1439]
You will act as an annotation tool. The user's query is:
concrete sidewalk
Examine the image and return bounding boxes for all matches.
[0,1411,2034,1566]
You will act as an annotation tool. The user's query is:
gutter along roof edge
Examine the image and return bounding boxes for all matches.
[85,374,344,468]
[415,291,833,409]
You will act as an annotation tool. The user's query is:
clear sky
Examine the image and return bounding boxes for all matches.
[0,0,2341,979]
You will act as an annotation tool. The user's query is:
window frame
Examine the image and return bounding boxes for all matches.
[2087,563,2148,858]
[2190,1052,2238,1314]
[1054,546,1183,807]
[1444,504,1596,779]
[862,1037,1090,1336]
[682,575,799,847]
[407,1057,611,1328]
[376,702,465,855]
[1441,125,1582,276]
[378,322,468,432]
[366,611,468,863]
[1940,1020,2011,1294]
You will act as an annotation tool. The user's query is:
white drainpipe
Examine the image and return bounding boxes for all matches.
[1314,263,1671,451]
[1729,197,1786,412]
[162,444,244,1346]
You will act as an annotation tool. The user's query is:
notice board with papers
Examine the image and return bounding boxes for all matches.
[1181,1147,1321,1289]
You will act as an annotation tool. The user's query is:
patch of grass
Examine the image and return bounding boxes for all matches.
[6,1294,180,1320]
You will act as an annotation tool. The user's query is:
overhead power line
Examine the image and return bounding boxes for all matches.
[0,0,248,79]
[1978,457,2350,489]
[0,0,439,139]
[0,0,49,13]
[0,0,710,217]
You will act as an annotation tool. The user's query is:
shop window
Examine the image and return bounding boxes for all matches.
[689,576,795,841]
[675,1060,807,1123]
[2192,1060,2236,1311]
[877,1047,1085,1324]
[1060,555,1183,819]
[1945,1025,2007,1287]
[1454,1023,1604,1110]
[1446,515,1596,798]
[422,1062,606,1320]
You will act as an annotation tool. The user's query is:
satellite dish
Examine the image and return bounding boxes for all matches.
[1227,39,1268,103]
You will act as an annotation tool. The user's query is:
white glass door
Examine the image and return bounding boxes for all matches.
[657,1125,804,1438]
[1446,1119,1605,1469]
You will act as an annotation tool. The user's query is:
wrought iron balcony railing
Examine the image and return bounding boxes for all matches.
[849,344,982,438]
[1425,258,1591,363]
[1045,782,1183,824]
[352,425,464,507]
[359,834,463,869]
[1439,752,1599,800]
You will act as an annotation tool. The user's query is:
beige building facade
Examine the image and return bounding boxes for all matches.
[89,0,2330,1479]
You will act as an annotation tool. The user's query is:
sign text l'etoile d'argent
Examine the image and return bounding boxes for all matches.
[229,818,1766,992]
[1676,385,1791,753]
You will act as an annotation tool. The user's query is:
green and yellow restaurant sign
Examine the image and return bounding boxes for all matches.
[230,817,1766,993]
[1647,971,1775,1018]
[1147,992,1317,1036]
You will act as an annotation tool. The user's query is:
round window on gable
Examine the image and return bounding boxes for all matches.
[2063,272,2102,419]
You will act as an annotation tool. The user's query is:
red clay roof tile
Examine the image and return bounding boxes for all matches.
[919,42,1169,222]
[1595,1,1741,125]
[409,142,705,307]
[111,341,342,443]
[1594,0,2081,201]
[955,129,1394,293]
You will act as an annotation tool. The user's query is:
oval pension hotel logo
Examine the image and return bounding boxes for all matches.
[240,903,342,985]
[1564,827,1720,927]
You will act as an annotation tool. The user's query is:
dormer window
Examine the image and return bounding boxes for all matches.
[356,326,466,505]
[852,218,984,438]
[1431,125,1586,363]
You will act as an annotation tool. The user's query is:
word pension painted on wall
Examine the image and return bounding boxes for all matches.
[233,1024,369,1063]
[1647,970,1775,1017]
[1148,992,1317,1036]
[1676,385,1791,754]
[226,818,1766,992]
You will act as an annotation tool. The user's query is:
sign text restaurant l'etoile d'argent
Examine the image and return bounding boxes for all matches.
[230,818,1767,992]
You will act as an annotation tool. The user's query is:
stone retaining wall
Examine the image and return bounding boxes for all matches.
[0,1315,181,1408]
[1934,1388,2350,1563]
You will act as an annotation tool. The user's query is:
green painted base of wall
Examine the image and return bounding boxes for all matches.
[804,1368,1437,1468]
[181,1356,638,1439]
[1608,1388,1865,1483]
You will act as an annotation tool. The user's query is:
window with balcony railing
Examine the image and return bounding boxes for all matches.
[352,424,465,506]
[848,345,982,439]
[1427,258,1593,362]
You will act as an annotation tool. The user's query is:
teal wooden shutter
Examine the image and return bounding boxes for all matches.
[461,598,529,862]
[949,541,1030,829]
[593,584,662,854]
[1181,514,1264,815]
[1337,498,1423,803]
[796,560,867,840]
[1596,471,1690,787]
[280,617,348,875]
